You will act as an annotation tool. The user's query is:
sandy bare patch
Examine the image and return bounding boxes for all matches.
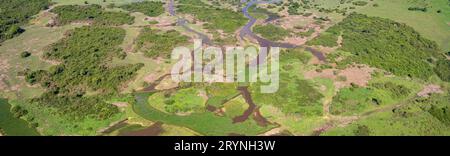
[175,111,193,116]
[0,78,8,91]
[284,37,308,45]
[69,20,94,26]
[275,15,313,30]
[123,44,134,53]
[180,14,210,32]
[417,85,444,97]
[40,57,61,65]
[304,64,375,89]
[197,90,209,101]
[234,29,245,46]
[112,102,128,108]
[10,84,20,91]
[155,76,179,90]
[259,127,284,136]
[335,65,374,89]
[309,56,322,65]
[271,14,331,46]
[143,73,158,83]
[319,85,327,92]
[145,16,176,30]
[0,59,10,72]
[29,6,57,27]
[304,69,336,80]
[0,59,11,91]
[154,57,165,64]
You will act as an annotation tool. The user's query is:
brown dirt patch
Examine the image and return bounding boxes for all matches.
[143,73,158,83]
[312,116,358,136]
[273,14,331,46]
[276,15,313,29]
[145,16,176,30]
[9,84,20,91]
[335,65,374,89]
[40,57,61,65]
[0,59,10,72]
[304,64,375,89]
[417,84,444,97]
[0,78,8,91]
[304,69,336,80]
[0,59,11,91]
[154,57,165,64]
[112,102,128,108]
[155,76,179,90]
[259,127,284,136]
[284,37,308,45]
[309,56,322,65]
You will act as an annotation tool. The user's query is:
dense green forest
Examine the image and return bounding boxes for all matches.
[0,0,50,42]
[311,13,445,80]
[253,24,291,41]
[25,27,143,120]
[135,28,189,58]
[434,60,450,82]
[51,5,134,26]
[120,1,165,17]
[306,33,338,47]
[415,93,450,126]
[177,0,247,33]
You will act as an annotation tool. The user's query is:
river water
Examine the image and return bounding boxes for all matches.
[167,0,325,61]
[152,0,326,125]
[240,0,326,61]
[168,0,212,45]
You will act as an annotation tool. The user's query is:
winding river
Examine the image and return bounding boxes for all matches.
[130,0,324,130]
[240,0,326,61]
[168,0,326,62]
[168,0,212,45]
[239,0,296,48]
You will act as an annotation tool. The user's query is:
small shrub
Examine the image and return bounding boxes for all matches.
[21,51,31,58]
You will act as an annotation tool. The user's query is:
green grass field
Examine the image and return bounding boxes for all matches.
[132,92,274,136]
[357,0,450,51]
[323,102,450,136]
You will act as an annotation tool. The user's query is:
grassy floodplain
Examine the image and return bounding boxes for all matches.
[133,92,275,136]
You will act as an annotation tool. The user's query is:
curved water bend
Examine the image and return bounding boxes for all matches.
[240,0,326,61]
[240,0,296,48]
[168,0,212,45]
